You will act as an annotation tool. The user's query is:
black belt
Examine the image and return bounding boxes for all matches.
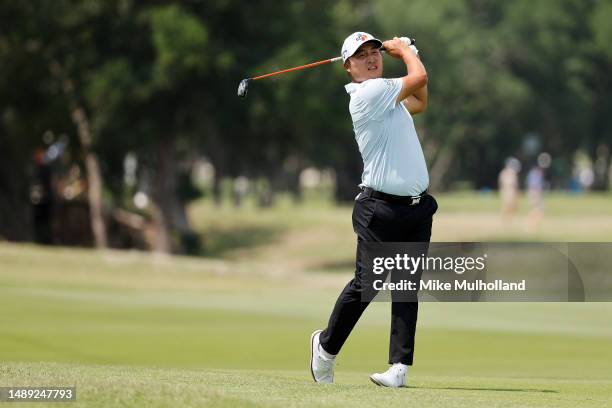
[361,187,428,205]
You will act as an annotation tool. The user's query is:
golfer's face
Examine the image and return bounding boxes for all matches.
[347,43,383,82]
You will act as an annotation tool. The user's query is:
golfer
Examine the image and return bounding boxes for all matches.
[310,32,438,387]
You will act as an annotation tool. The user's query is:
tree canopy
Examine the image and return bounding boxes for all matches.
[1,0,610,249]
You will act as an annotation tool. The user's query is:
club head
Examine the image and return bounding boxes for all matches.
[237,78,250,98]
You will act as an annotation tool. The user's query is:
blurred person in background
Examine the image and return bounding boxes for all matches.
[498,157,521,221]
[526,153,551,231]
[526,165,544,231]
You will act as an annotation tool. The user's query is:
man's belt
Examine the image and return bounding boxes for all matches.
[361,187,428,205]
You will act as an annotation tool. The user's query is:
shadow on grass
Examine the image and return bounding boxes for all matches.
[411,386,558,393]
[199,225,285,258]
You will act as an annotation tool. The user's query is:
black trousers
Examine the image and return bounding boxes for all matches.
[319,191,438,365]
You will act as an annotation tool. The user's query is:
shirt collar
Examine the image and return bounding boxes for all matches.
[345,82,360,94]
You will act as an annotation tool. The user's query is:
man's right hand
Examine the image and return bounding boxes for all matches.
[382,37,411,59]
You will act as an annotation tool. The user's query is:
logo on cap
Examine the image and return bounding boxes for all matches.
[355,33,369,42]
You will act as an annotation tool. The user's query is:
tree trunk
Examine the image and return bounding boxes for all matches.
[0,137,32,241]
[334,160,361,203]
[148,201,171,254]
[50,61,107,249]
[428,146,455,192]
[151,138,197,254]
[285,156,304,204]
[593,145,610,191]
[71,107,108,249]
[212,167,223,206]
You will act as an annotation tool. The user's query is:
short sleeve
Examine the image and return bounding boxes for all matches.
[356,78,403,120]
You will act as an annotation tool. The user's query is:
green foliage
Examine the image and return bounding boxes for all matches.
[591,1,612,60]
[147,4,208,89]
[1,0,612,242]
[86,59,136,132]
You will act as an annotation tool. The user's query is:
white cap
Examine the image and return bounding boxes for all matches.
[341,32,383,63]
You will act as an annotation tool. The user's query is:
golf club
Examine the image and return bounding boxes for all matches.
[237,37,415,98]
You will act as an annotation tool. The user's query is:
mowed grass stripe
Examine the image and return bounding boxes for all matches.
[1,363,611,408]
[1,287,611,380]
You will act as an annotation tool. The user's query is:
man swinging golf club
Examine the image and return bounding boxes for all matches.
[310,32,438,387]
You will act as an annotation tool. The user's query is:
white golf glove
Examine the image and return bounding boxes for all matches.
[399,37,419,56]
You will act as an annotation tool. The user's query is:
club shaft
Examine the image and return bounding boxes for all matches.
[251,56,342,81]
[247,38,414,82]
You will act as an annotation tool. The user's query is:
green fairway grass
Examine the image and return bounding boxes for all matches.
[1,193,611,407]
[2,362,611,408]
[1,242,611,407]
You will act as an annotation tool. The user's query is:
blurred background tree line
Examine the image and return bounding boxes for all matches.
[1,0,611,253]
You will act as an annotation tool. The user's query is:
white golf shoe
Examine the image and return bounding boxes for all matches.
[310,330,336,384]
[369,363,408,387]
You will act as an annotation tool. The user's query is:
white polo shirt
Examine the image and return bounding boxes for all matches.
[345,77,429,196]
